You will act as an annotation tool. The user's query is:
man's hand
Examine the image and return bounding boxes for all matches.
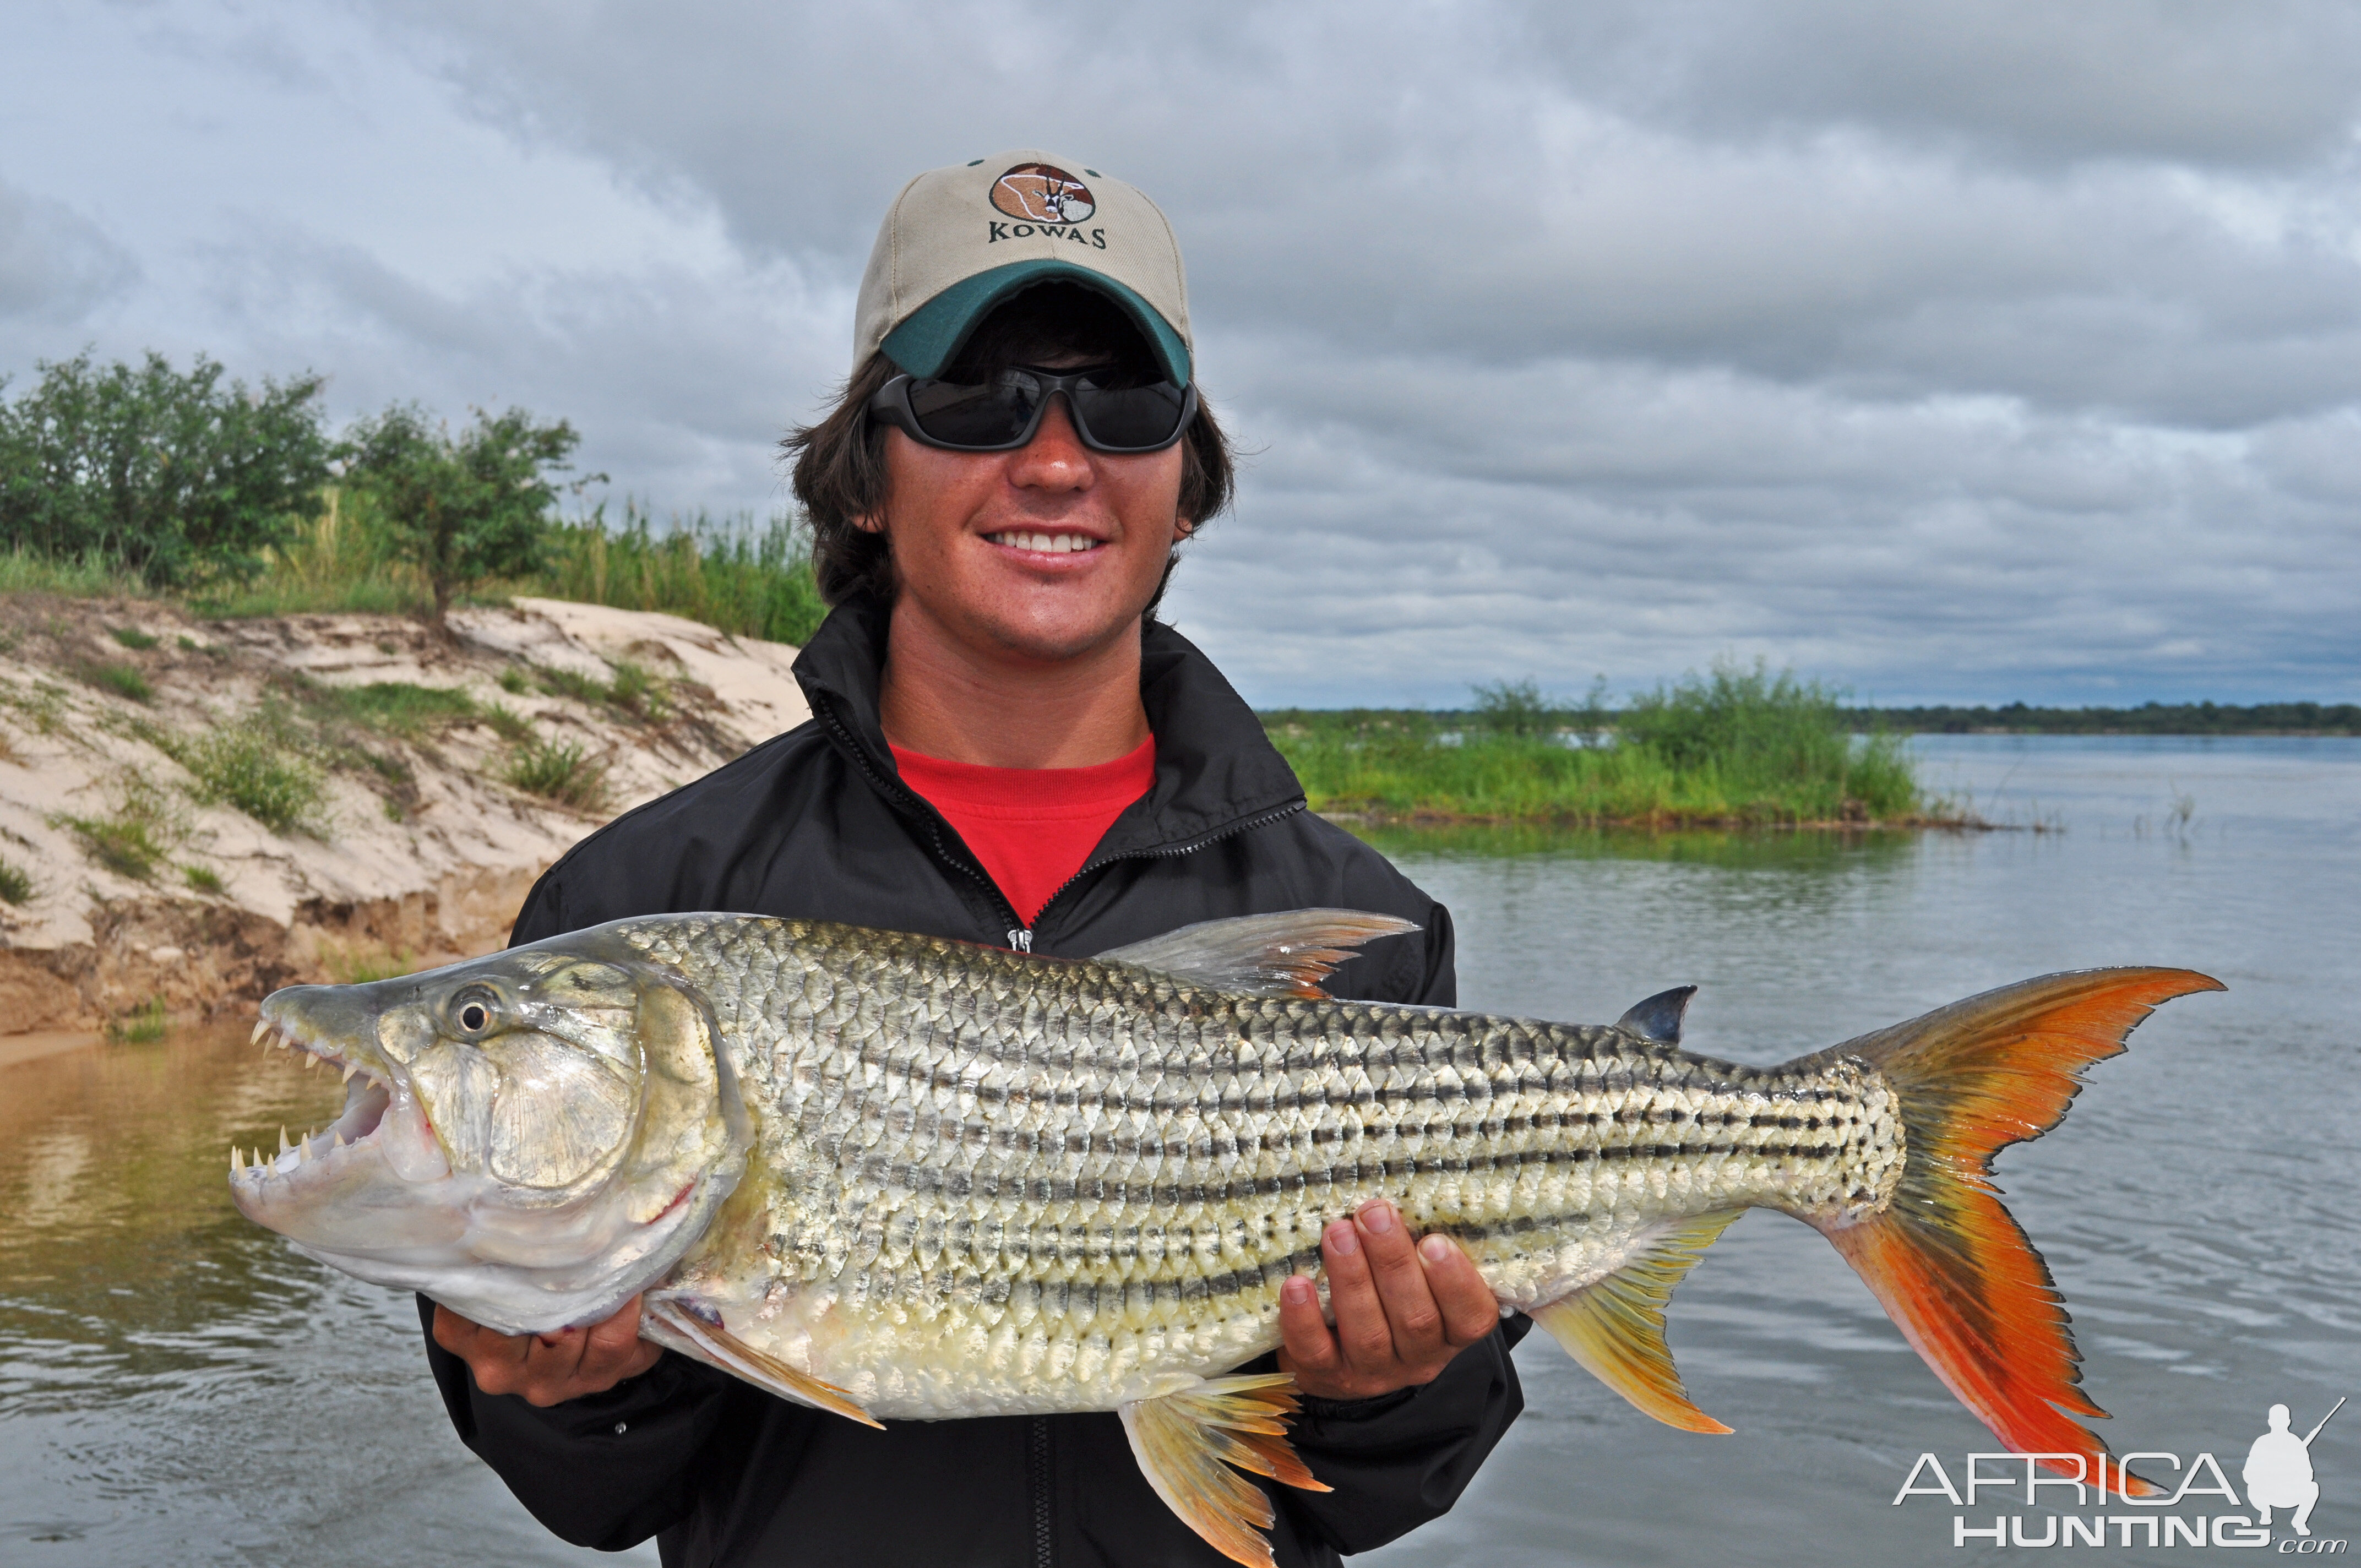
[431,1294,662,1408]
[1276,1200,1501,1401]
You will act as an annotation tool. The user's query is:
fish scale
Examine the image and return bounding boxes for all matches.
[627,918,1903,1421]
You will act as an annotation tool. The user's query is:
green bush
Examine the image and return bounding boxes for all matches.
[182,863,226,895]
[341,404,584,627]
[53,774,184,879]
[109,625,159,650]
[0,351,330,587]
[309,680,478,738]
[80,661,153,703]
[171,708,328,834]
[108,998,170,1044]
[504,736,607,810]
[0,856,32,903]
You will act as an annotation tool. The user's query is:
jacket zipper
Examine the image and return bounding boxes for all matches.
[1029,1414,1054,1568]
[1019,798,1308,948]
[821,693,1308,955]
[815,698,1027,935]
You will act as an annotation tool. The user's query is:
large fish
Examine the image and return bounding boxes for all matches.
[231,911,2218,1565]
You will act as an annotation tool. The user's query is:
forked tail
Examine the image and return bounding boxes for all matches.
[1809,967,2222,1499]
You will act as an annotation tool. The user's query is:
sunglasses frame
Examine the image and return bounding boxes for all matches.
[867,368,1199,455]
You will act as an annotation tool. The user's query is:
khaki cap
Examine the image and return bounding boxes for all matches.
[854,150,1194,385]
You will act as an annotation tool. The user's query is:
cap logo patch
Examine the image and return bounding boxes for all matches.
[991,164,1096,224]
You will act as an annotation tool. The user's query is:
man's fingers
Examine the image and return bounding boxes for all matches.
[1276,1275,1341,1379]
[1418,1233,1501,1346]
[1322,1217,1396,1374]
[1356,1201,1445,1355]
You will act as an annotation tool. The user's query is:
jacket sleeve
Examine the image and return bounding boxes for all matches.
[1278,1319,1530,1554]
[418,1297,741,1550]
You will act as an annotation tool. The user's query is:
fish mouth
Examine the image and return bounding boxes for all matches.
[229,1010,396,1191]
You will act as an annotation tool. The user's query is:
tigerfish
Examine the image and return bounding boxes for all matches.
[229,910,2218,1566]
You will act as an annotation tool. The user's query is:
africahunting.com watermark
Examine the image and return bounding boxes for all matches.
[1894,1398,2345,1552]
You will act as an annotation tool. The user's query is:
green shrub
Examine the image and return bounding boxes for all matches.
[109,625,159,650]
[478,702,534,743]
[504,737,607,810]
[605,658,670,721]
[81,661,153,703]
[170,709,328,834]
[341,404,583,628]
[0,350,330,588]
[107,998,170,1044]
[54,774,184,879]
[310,679,478,738]
[534,664,610,704]
[497,667,529,695]
[182,863,226,895]
[0,856,32,903]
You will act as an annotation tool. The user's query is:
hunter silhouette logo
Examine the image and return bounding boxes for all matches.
[2248,1398,2341,1538]
[991,164,1096,224]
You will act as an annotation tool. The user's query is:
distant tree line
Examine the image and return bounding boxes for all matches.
[1845,701,2361,736]
[0,349,586,629]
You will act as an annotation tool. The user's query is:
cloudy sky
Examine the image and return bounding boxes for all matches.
[8,0,2359,706]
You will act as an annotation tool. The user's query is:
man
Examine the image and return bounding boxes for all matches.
[426,150,1526,1566]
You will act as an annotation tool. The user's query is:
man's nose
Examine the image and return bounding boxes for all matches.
[1008,395,1094,490]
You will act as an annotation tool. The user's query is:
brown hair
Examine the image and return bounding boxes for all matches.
[783,282,1236,611]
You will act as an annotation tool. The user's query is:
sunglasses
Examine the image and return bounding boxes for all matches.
[867,367,1198,454]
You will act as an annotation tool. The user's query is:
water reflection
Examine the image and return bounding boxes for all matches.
[0,1025,650,1565]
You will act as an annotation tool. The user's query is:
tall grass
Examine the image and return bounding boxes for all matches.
[1267,661,1939,826]
[536,503,825,646]
[194,493,828,646]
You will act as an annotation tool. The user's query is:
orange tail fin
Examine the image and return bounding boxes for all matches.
[1808,967,2222,1500]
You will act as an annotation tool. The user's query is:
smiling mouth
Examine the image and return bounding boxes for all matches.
[985,531,1102,555]
[230,1015,394,1188]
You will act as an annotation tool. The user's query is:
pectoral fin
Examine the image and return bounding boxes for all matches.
[640,1297,882,1429]
[1531,1210,1742,1435]
[1118,1373,1330,1568]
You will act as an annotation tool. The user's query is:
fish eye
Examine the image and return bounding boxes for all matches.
[451,987,498,1035]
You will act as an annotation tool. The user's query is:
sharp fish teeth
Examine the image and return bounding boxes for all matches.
[231,1145,243,1173]
[250,1020,268,1046]
[278,1126,290,1154]
[341,1062,357,1083]
[294,1140,307,1166]
[333,1130,346,1150]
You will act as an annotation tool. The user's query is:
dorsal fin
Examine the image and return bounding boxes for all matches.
[1094,910,1418,998]
[1617,985,1697,1044]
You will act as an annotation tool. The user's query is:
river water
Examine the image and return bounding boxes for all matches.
[2,736,2354,1565]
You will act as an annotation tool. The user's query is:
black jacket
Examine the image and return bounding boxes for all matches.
[422,596,1528,1567]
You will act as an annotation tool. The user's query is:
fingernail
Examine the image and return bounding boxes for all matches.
[1282,1276,1314,1305]
[1420,1234,1452,1264]
[1327,1218,1359,1255]
[1359,1201,1394,1235]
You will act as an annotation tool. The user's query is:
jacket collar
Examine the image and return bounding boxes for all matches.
[790,592,1305,860]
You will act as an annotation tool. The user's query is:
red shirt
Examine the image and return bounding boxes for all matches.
[889,737,1157,928]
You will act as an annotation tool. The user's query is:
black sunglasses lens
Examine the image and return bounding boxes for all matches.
[1071,381,1188,449]
[905,374,1041,447]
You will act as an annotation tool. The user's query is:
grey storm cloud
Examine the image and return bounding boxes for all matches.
[4,0,2358,703]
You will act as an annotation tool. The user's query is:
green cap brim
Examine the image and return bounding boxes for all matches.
[879,260,1193,386]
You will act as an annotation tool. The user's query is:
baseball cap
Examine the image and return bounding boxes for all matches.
[854,151,1193,386]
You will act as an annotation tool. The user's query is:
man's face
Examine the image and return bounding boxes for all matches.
[864,368,1190,667]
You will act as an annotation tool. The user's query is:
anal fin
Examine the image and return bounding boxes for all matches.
[1118,1373,1330,1568]
[640,1297,882,1429]
[1532,1210,1741,1435]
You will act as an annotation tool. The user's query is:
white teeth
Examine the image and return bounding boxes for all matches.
[231,1146,243,1173]
[342,1062,357,1083]
[295,1140,307,1166]
[278,1126,290,1155]
[250,1020,268,1046]
[303,1053,319,1071]
[333,1130,345,1150]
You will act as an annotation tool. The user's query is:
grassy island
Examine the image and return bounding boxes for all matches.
[1263,666,1959,829]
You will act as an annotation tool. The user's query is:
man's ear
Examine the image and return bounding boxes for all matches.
[854,511,886,535]
[1172,515,1196,543]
